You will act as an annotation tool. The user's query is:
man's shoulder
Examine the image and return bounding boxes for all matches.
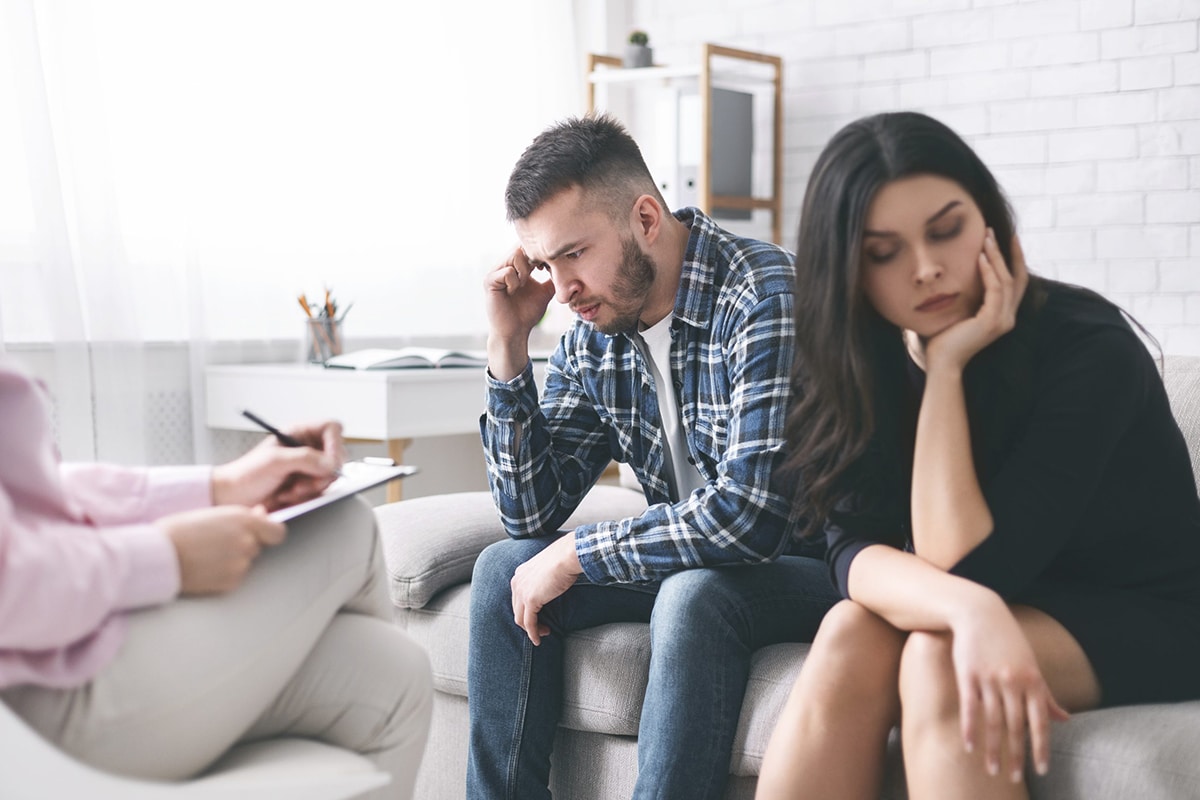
[712,235,795,305]
[683,210,794,299]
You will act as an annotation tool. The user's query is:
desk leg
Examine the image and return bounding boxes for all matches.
[386,438,413,503]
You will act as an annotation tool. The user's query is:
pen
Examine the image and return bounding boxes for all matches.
[242,409,304,447]
[242,410,345,478]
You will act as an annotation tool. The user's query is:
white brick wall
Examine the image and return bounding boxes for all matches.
[630,0,1200,354]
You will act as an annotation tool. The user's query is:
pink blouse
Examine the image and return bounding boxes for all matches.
[0,359,212,689]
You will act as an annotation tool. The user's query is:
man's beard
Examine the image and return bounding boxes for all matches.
[593,236,656,335]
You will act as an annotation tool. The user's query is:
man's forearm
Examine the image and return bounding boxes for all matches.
[487,334,531,383]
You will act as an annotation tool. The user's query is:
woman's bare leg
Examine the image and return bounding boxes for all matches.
[757,600,907,800]
[899,605,1100,800]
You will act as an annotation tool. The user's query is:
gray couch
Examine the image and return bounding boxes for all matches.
[377,355,1200,799]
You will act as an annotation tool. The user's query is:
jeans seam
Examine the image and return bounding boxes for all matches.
[505,636,534,799]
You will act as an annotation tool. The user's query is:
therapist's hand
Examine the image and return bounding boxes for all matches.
[161,505,286,595]
[211,420,346,510]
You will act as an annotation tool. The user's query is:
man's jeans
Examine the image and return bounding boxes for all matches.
[465,534,840,800]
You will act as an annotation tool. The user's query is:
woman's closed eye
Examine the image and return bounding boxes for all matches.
[929,218,964,242]
[864,245,900,265]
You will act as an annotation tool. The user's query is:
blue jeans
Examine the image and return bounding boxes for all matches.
[465,535,839,800]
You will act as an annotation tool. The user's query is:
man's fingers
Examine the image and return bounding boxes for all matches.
[521,604,542,646]
[503,266,523,294]
[510,572,541,645]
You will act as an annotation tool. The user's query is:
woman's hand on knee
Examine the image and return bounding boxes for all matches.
[161,506,286,595]
[952,603,1069,781]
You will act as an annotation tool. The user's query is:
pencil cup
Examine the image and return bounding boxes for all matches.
[305,318,343,364]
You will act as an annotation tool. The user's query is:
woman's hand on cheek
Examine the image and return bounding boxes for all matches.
[924,231,1028,375]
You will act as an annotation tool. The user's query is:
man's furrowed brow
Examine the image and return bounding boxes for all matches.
[545,240,584,261]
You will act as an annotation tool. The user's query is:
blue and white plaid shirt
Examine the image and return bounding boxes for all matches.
[482,208,796,585]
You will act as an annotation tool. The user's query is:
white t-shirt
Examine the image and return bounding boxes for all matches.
[636,314,706,501]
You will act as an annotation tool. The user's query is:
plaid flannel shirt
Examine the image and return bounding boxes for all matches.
[482,208,796,585]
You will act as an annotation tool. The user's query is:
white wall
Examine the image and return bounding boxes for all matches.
[629,0,1200,354]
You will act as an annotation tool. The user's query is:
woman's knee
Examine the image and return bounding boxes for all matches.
[803,601,905,692]
[898,631,959,730]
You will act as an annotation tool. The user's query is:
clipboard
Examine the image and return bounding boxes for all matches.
[269,459,418,522]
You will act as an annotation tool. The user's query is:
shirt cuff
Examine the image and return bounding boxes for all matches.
[101,524,182,609]
[574,521,636,585]
[486,361,539,422]
[144,465,214,518]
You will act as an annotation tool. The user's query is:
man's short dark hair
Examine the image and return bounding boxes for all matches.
[504,113,663,222]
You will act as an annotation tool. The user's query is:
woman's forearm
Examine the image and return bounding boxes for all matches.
[910,366,993,568]
[846,544,1004,633]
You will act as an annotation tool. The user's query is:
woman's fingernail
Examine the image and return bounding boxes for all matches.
[987,760,999,776]
[1011,768,1023,782]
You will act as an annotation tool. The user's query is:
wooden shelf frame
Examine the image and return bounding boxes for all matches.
[586,43,784,245]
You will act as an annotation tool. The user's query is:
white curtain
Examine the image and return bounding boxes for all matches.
[0,0,581,465]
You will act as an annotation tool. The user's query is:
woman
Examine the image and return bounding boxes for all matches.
[0,356,431,799]
[758,112,1200,799]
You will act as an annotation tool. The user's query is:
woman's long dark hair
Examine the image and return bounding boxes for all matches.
[778,112,1033,538]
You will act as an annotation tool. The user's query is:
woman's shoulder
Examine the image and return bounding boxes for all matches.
[1035,280,1148,353]
[1030,278,1158,386]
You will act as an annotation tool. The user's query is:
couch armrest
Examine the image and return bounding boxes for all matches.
[376,486,649,609]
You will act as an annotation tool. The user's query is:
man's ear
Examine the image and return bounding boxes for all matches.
[630,194,664,245]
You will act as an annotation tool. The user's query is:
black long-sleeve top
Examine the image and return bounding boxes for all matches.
[827,282,1200,606]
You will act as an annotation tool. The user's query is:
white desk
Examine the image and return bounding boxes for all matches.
[206,363,501,502]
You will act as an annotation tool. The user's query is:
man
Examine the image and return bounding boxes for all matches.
[469,113,838,799]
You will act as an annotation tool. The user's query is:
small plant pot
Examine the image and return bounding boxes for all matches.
[623,43,653,68]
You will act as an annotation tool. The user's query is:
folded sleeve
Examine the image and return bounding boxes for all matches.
[0,483,181,650]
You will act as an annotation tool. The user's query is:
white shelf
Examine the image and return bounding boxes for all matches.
[587,65,701,84]
[587,62,777,93]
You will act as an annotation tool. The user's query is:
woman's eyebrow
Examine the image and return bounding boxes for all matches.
[926,200,962,225]
[863,200,963,238]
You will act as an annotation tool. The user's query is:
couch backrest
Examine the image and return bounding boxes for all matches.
[1163,355,1200,495]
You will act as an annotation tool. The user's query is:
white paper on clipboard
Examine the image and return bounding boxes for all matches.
[269,460,418,522]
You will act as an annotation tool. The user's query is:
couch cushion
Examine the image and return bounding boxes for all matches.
[378,486,649,609]
[396,585,652,738]
[379,492,508,610]
[728,643,808,778]
[395,585,473,696]
[560,623,651,736]
[1028,701,1200,798]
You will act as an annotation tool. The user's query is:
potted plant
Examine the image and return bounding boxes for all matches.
[623,30,653,68]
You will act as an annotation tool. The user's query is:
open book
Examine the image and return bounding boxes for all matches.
[323,347,488,370]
